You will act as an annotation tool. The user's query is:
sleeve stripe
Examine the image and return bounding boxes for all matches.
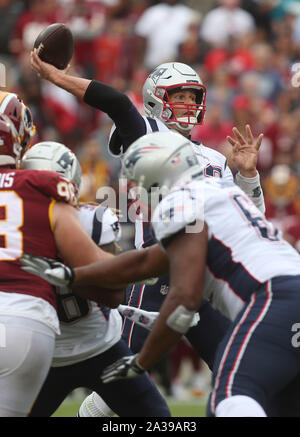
[146,117,159,132]
[48,199,56,232]
[91,208,104,244]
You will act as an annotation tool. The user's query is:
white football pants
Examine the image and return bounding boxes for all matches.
[0,316,55,416]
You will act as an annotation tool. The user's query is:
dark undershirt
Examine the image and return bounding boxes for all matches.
[83,80,147,154]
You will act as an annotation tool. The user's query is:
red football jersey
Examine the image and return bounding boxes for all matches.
[0,169,77,308]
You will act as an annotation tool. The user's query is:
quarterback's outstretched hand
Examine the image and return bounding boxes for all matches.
[227,124,263,178]
[20,254,74,287]
[101,354,145,384]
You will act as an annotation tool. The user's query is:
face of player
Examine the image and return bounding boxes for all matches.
[168,89,197,137]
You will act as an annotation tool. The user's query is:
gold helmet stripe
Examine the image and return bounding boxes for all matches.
[0,92,14,112]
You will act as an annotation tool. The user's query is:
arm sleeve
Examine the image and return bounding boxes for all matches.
[84,80,146,153]
[234,171,266,214]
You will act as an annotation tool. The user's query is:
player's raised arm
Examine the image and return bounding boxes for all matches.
[30,49,90,100]
[30,49,145,152]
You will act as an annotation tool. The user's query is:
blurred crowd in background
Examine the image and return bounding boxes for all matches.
[1,0,300,400]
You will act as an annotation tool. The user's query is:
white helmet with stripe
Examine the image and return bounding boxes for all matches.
[122,130,203,200]
[21,141,82,195]
[143,62,206,131]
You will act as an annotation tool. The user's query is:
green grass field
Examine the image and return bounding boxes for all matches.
[52,398,207,417]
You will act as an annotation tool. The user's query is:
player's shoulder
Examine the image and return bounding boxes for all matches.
[18,168,65,184]
[152,180,204,246]
[108,115,168,156]
[78,203,117,222]
[16,169,77,205]
[192,141,227,164]
[109,115,168,136]
[143,116,169,133]
[78,203,121,245]
[97,205,121,244]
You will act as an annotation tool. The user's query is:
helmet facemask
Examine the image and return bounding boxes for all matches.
[157,84,206,131]
[143,62,207,132]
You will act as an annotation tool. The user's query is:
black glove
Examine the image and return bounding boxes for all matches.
[101,354,145,384]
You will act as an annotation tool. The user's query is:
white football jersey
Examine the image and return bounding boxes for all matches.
[152,178,300,321]
[135,141,231,249]
[110,114,265,247]
[52,204,123,367]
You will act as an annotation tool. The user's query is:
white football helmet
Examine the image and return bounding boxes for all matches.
[21,141,82,194]
[122,131,203,208]
[142,62,206,131]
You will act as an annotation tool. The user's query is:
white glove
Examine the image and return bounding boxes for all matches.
[20,254,74,287]
[118,305,200,331]
[101,354,145,384]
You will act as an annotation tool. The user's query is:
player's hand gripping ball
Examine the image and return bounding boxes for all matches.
[34,23,74,70]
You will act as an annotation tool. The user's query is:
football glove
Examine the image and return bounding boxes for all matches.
[118,305,200,331]
[101,354,145,384]
[20,253,74,287]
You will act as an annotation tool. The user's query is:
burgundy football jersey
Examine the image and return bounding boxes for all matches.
[0,169,77,308]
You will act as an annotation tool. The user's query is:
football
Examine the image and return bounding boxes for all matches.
[33,23,74,70]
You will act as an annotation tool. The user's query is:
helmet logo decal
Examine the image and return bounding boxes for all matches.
[124,148,143,171]
[150,68,168,84]
[125,145,163,169]
[57,151,74,170]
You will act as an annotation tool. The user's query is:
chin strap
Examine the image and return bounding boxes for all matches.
[166,119,194,132]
